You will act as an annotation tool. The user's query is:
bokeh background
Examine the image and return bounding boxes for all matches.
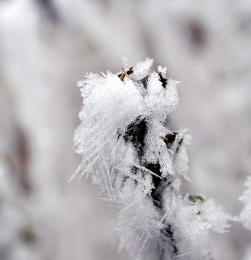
[1,0,251,259]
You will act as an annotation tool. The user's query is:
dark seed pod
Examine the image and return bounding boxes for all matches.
[118,67,134,81]
[158,72,168,89]
[163,132,178,149]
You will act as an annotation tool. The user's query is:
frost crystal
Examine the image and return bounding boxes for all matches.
[74,59,231,260]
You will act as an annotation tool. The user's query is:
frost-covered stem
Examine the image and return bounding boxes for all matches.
[121,114,181,259]
[74,59,231,260]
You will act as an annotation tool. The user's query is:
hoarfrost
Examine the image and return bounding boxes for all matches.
[74,59,231,260]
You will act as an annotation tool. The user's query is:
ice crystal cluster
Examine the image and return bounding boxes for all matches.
[74,59,230,260]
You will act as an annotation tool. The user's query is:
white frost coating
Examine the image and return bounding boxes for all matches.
[133,58,154,80]
[240,177,251,230]
[74,59,231,260]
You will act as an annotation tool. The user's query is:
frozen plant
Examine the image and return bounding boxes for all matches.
[73,59,231,260]
[240,176,251,230]
[239,177,251,260]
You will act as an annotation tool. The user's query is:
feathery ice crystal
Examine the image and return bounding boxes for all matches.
[73,59,231,260]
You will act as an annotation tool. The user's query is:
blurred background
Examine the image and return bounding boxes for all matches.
[1,0,251,259]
